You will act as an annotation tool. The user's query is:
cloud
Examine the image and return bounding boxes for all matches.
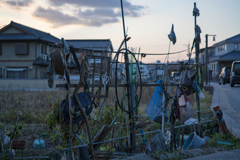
[32,0,146,27]
[3,0,33,8]
[33,7,120,27]
[33,7,80,28]
[48,0,145,11]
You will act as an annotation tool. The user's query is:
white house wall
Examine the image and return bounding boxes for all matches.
[209,61,218,79]
[227,43,235,53]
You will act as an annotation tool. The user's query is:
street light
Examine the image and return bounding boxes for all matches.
[205,34,216,85]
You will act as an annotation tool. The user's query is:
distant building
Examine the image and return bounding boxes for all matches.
[200,34,240,80]
[67,39,113,80]
[0,21,66,79]
[0,21,114,80]
[66,39,113,63]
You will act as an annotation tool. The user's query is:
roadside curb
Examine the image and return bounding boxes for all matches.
[210,83,240,138]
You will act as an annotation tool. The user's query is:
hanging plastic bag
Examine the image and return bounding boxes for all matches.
[180,70,196,96]
[145,79,168,123]
[177,93,194,124]
[147,132,168,153]
[193,82,205,99]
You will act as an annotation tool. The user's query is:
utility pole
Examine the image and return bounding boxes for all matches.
[205,35,208,85]
[184,43,191,64]
[205,34,216,85]
[193,2,201,136]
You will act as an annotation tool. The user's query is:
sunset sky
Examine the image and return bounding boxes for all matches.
[1,0,240,63]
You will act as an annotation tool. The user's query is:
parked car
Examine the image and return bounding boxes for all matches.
[230,61,240,87]
[219,67,231,85]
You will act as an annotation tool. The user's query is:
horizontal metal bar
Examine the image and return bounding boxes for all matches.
[136,120,213,137]
[56,83,193,88]
[61,120,213,151]
[13,156,49,159]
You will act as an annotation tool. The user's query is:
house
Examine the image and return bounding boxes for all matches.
[199,46,215,65]
[208,34,240,80]
[66,39,113,62]
[67,39,113,80]
[0,21,76,79]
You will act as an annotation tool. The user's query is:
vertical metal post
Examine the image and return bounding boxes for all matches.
[120,0,136,149]
[162,92,166,139]
[205,34,208,85]
[193,2,201,136]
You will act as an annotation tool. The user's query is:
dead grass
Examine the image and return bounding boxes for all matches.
[0,86,213,124]
[0,90,65,123]
[187,90,214,119]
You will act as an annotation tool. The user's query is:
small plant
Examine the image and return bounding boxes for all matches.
[46,100,82,149]
[8,122,25,139]
[207,132,240,149]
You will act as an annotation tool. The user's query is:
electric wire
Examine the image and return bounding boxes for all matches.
[76,48,188,56]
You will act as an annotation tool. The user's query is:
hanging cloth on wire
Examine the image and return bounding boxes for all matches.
[180,70,196,96]
[145,79,168,123]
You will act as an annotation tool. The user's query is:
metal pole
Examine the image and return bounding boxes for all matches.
[162,92,166,139]
[205,34,208,85]
[120,0,136,149]
[193,2,201,136]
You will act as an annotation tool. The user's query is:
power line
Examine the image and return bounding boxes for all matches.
[78,48,188,56]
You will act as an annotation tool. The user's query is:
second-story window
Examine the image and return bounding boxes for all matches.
[235,43,238,50]
[41,44,47,54]
[15,43,29,55]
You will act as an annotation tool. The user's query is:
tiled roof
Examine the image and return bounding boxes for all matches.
[66,39,113,50]
[219,50,240,61]
[0,21,60,43]
[213,34,240,47]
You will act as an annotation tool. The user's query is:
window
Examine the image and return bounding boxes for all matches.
[93,53,101,56]
[235,43,238,50]
[7,69,27,78]
[76,53,82,58]
[15,43,29,55]
[41,44,47,54]
[0,43,2,55]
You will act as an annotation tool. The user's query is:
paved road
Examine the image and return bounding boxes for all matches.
[219,84,240,112]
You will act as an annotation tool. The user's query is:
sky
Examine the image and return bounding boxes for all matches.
[0,0,240,63]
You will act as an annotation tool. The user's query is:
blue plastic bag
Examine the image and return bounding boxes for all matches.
[145,79,168,123]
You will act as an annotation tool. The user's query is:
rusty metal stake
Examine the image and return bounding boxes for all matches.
[73,60,95,160]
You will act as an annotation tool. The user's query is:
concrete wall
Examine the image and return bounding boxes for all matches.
[0,79,79,91]
[37,66,48,79]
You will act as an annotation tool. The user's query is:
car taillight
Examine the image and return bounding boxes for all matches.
[232,72,235,76]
